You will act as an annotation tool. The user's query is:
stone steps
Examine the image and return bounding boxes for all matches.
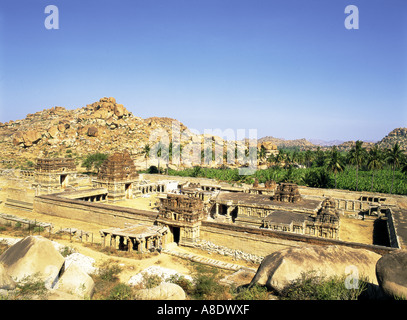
[162,248,256,272]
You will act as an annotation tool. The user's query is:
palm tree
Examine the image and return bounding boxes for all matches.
[326,146,344,189]
[402,160,407,176]
[367,145,384,192]
[386,142,405,194]
[314,147,325,167]
[275,150,286,167]
[347,140,366,191]
[156,141,169,174]
[258,145,267,164]
[304,150,312,168]
[266,154,276,168]
[141,144,150,170]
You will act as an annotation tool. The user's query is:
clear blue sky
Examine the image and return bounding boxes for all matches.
[0,0,406,141]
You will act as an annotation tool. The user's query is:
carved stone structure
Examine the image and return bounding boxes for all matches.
[314,197,340,225]
[249,180,276,195]
[34,158,77,190]
[261,198,340,239]
[100,224,169,252]
[273,183,301,203]
[93,151,139,202]
[157,194,205,245]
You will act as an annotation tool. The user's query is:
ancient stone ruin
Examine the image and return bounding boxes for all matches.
[33,157,77,191]
[272,183,301,203]
[93,151,139,201]
[157,194,205,245]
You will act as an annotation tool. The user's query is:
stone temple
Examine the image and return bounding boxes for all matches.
[93,151,139,202]
[33,158,77,192]
[7,150,402,258]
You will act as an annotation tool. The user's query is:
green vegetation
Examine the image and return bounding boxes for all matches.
[165,141,407,195]
[81,152,108,173]
[0,273,49,300]
[279,271,369,300]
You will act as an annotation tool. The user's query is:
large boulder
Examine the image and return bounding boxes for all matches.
[12,132,24,146]
[249,245,381,294]
[113,104,125,118]
[0,263,16,290]
[135,282,186,300]
[47,126,59,138]
[22,130,42,147]
[87,126,99,137]
[376,250,407,299]
[56,263,95,299]
[0,236,65,289]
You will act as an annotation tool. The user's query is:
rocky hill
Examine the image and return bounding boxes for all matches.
[0,97,197,168]
[0,97,405,169]
[258,136,316,150]
[376,128,407,151]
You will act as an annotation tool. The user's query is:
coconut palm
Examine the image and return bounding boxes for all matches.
[275,150,286,167]
[304,150,313,168]
[386,142,405,194]
[402,160,407,176]
[367,145,384,192]
[266,153,276,168]
[326,146,344,189]
[258,145,267,164]
[141,144,150,170]
[347,140,366,191]
[314,147,325,167]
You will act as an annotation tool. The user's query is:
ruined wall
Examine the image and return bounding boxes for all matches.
[200,221,395,256]
[5,187,35,211]
[386,208,401,248]
[33,195,157,228]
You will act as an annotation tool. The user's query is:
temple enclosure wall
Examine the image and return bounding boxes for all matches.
[33,193,395,256]
[200,221,395,256]
[33,195,157,228]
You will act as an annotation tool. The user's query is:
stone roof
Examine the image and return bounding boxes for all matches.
[97,151,138,182]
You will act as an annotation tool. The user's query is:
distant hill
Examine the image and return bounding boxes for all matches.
[376,128,407,151]
[258,136,316,150]
[308,139,345,147]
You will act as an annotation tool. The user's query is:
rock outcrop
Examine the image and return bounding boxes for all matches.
[376,250,407,299]
[377,127,407,151]
[135,282,186,300]
[0,236,95,300]
[0,236,65,288]
[56,263,95,299]
[0,263,16,290]
[249,245,381,294]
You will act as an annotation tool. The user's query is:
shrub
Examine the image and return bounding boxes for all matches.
[192,274,230,300]
[167,274,194,295]
[7,273,49,300]
[107,283,134,300]
[97,261,122,282]
[233,284,269,300]
[143,274,162,289]
[279,271,368,300]
[60,246,75,257]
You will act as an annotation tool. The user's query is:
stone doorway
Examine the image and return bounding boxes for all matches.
[170,226,180,244]
[60,174,67,188]
[125,183,132,199]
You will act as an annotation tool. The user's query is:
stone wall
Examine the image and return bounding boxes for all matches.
[33,195,157,228]
[200,221,395,256]
[386,208,400,248]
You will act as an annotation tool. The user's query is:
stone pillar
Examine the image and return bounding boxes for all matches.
[127,237,132,252]
[139,239,145,253]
